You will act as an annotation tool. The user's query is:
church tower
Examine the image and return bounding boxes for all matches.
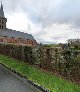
[0,2,7,29]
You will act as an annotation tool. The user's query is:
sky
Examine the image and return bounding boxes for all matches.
[1,0,80,43]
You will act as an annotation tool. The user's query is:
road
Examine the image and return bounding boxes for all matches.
[0,65,41,92]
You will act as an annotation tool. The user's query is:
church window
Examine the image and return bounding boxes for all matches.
[2,20,4,24]
[2,26,3,29]
[0,20,2,23]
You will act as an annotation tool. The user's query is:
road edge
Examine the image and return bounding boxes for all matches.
[0,63,52,92]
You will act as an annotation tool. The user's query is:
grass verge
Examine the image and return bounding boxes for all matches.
[0,54,80,92]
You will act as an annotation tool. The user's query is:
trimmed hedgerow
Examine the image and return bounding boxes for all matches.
[0,43,80,84]
[0,43,33,64]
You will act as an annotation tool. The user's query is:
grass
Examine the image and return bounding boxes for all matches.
[0,54,80,92]
[42,44,59,48]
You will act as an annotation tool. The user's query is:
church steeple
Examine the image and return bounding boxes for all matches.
[0,2,4,17]
[1,2,3,10]
[0,2,7,29]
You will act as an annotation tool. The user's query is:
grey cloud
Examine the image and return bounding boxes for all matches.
[1,0,80,43]
[2,0,80,28]
[2,0,23,14]
[43,0,80,28]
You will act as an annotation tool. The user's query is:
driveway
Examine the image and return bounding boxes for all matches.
[0,65,41,92]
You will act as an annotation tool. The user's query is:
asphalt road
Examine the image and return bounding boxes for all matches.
[0,65,41,92]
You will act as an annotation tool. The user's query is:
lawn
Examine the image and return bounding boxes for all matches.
[0,54,80,92]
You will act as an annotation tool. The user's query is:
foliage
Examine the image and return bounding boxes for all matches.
[0,43,33,64]
[33,47,80,83]
[0,54,80,92]
[41,44,59,48]
[0,43,80,84]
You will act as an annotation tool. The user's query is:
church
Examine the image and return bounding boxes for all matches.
[0,3,37,47]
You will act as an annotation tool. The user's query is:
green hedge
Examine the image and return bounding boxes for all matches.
[33,47,80,84]
[0,43,33,64]
[0,43,80,84]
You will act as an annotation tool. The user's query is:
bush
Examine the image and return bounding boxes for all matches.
[0,43,33,64]
[0,43,80,83]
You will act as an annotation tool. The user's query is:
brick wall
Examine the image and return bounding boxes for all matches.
[0,36,37,47]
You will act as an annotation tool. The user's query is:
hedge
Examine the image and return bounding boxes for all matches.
[0,43,80,84]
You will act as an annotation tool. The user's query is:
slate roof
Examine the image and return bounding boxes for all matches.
[0,28,35,40]
[0,3,35,41]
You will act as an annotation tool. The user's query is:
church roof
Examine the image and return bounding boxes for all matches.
[0,28,35,40]
[0,3,4,17]
[0,3,35,41]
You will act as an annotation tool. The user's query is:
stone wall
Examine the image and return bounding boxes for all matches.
[0,17,7,29]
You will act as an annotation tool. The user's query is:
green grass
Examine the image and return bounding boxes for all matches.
[0,54,80,92]
[42,44,59,48]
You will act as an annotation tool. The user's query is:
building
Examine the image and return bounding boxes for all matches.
[0,3,37,47]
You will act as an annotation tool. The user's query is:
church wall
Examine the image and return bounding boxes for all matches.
[0,4,37,47]
[0,36,37,47]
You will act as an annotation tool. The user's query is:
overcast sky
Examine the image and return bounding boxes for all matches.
[1,0,80,43]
